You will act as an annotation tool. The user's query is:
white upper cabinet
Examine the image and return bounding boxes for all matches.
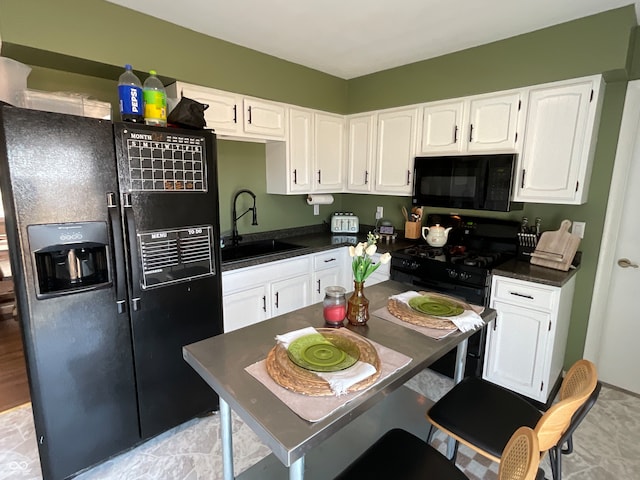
[166,82,285,141]
[419,100,465,154]
[418,92,521,155]
[243,97,286,138]
[346,113,376,193]
[266,107,345,194]
[314,112,346,192]
[375,107,418,195]
[513,75,604,204]
[467,92,521,152]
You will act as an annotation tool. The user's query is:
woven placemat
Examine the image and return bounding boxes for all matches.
[266,328,381,396]
[387,291,472,330]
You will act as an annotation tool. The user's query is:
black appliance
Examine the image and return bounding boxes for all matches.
[390,214,520,378]
[0,106,223,480]
[412,154,523,212]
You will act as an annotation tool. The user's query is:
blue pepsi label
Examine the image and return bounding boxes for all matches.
[118,85,143,115]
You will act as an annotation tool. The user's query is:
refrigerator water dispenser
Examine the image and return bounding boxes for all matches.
[28,222,111,298]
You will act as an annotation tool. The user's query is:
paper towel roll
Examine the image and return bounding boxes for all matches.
[306,194,334,205]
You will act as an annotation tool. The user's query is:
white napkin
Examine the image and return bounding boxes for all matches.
[390,291,484,333]
[275,327,377,396]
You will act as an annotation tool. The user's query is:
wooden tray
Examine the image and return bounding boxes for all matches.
[266,328,381,396]
[387,291,472,330]
[530,219,580,271]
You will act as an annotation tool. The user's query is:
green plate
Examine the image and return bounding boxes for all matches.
[287,333,360,372]
[408,296,465,317]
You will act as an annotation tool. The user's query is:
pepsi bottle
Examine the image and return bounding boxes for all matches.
[118,64,144,123]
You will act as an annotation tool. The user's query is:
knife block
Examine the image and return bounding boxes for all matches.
[404,221,421,239]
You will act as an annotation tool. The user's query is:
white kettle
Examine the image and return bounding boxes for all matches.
[422,224,452,247]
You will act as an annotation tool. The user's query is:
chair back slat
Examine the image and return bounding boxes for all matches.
[535,359,598,452]
[499,426,540,480]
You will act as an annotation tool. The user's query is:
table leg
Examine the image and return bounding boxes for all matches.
[289,456,305,480]
[220,398,235,480]
[447,338,468,458]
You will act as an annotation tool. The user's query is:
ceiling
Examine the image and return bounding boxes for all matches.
[106,0,639,79]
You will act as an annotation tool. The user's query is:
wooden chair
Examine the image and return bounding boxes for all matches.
[335,426,543,480]
[426,359,598,480]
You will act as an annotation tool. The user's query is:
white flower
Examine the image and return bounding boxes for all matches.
[350,232,392,283]
[379,252,392,264]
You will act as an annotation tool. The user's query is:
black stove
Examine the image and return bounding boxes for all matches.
[391,215,519,306]
[390,214,520,379]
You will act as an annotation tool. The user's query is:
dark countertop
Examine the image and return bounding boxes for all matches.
[220,225,419,272]
[221,225,579,288]
[492,259,579,287]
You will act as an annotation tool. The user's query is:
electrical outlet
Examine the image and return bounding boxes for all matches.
[572,221,586,238]
[375,206,383,219]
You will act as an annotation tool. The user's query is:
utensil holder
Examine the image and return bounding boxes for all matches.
[404,221,421,239]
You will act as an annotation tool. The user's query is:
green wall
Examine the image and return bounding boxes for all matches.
[1,1,639,366]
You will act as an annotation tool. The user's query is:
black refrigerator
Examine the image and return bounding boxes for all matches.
[0,105,223,479]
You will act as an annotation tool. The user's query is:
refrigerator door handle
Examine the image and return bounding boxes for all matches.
[123,193,143,311]
[107,192,128,314]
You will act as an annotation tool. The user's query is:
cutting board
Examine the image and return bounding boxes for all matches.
[530,219,580,271]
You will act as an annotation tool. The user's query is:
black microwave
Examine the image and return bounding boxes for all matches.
[412,154,523,212]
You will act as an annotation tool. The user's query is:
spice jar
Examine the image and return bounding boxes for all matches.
[323,286,346,327]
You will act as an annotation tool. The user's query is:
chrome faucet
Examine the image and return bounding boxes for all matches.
[231,189,258,246]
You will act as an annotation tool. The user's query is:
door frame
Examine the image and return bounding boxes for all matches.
[583,80,638,363]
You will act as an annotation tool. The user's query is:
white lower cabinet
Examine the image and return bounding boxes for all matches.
[222,248,350,332]
[222,284,269,333]
[365,253,391,286]
[222,255,311,332]
[311,248,348,303]
[271,274,310,317]
[483,274,576,404]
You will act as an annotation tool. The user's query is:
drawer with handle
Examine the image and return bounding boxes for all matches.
[313,249,343,271]
[491,276,556,311]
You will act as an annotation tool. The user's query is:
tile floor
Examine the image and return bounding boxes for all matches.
[1,369,639,480]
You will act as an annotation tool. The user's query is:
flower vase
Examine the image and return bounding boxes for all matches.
[347,281,369,326]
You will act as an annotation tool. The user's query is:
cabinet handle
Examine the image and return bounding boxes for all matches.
[509,291,534,300]
[262,296,267,312]
[469,124,474,142]
[233,104,237,124]
[317,279,321,294]
[275,291,279,308]
[293,169,298,184]
[317,170,321,184]
[364,170,369,185]
[406,170,411,185]
[453,125,458,143]
[493,315,498,331]
[247,106,252,124]
[324,258,337,263]
[521,169,526,189]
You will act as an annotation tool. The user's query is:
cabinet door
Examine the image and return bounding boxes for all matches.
[483,300,550,401]
[243,98,286,139]
[312,267,343,304]
[288,108,313,192]
[347,114,376,192]
[375,108,418,195]
[271,274,310,317]
[314,113,345,192]
[467,92,521,152]
[223,284,268,332]
[514,79,600,204]
[419,100,465,154]
[171,83,242,136]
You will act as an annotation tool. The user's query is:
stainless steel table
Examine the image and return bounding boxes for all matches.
[183,280,495,480]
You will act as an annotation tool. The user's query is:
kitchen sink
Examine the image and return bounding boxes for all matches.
[221,239,305,262]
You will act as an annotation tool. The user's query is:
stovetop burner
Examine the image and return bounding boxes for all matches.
[397,244,506,269]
